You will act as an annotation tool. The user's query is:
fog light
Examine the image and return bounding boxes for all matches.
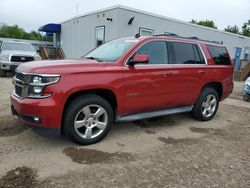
[33,117,40,122]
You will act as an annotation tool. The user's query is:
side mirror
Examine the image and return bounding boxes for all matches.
[128,54,149,66]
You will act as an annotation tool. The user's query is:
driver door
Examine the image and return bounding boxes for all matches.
[123,40,174,115]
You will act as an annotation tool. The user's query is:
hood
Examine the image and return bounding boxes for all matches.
[16,59,114,74]
[1,50,37,57]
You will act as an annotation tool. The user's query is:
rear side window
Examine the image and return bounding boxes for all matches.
[171,42,196,64]
[207,45,231,65]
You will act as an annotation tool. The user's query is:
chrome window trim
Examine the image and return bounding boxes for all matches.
[124,39,208,67]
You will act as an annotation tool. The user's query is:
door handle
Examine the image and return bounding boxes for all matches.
[197,70,205,74]
[162,72,173,76]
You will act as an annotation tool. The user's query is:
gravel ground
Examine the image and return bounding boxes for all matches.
[0,77,249,188]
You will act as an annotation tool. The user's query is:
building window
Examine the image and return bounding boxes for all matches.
[96,26,105,47]
[139,27,154,36]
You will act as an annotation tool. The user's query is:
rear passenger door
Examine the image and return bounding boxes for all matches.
[167,41,207,106]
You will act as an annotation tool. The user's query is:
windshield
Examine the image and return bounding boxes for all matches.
[85,38,138,62]
[2,42,35,52]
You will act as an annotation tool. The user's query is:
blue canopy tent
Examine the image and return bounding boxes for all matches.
[38,23,61,47]
[38,23,61,36]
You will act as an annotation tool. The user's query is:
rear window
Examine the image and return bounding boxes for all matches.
[207,45,231,65]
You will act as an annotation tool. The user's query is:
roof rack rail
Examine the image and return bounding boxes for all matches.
[154,33,221,45]
[154,32,178,37]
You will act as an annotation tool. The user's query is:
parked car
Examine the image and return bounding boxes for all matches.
[0,40,41,77]
[243,77,250,101]
[11,35,234,145]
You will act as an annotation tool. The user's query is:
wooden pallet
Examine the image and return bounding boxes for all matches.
[234,61,250,81]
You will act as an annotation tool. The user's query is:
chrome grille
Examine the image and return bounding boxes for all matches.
[11,56,34,62]
[15,72,26,82]
[15,85,23,98]
[13,72,28,99]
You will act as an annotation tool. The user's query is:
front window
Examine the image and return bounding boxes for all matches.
[2,42,35,52]
[134,41,168,64]
[85,38,138,62]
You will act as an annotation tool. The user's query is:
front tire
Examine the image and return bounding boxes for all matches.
[192,88,219,121]
[63,94,114,145]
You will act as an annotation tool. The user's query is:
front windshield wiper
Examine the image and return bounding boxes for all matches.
[85,56,103,62]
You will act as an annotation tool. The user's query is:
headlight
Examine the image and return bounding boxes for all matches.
[0,54,10,61]
[34,55,41,61]
[31,75,60,86]
[27,74,60,98]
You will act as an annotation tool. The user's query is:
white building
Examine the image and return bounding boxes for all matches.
[46,5,250,60]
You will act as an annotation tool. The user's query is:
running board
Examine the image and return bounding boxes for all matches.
[116,105,193,122]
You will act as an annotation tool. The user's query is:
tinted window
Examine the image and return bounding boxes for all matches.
[171,42,196,64]
[135,41,168,64]
[207,45,230,65]
[193,44,205,64]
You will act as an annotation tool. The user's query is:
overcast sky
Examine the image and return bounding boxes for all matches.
[0,0,249,32]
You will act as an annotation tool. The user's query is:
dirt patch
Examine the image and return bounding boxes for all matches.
[117,142,125,147]
[190,127,210,134]
[133,116,176,128]
[158,137,197,145]
[0,123,28,137]
[145,130,156,134]
[0,167,37,188]
[212,128,228,137]
[63,147,134,164]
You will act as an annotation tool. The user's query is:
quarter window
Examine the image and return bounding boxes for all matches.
[95,26,105,47]
[207,45,231,65]
[135,41,168,64]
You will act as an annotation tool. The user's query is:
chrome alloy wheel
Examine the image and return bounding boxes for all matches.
[74,104,108,139]
[201,94,217,118]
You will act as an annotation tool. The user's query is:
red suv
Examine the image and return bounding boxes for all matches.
[11,35,234,145]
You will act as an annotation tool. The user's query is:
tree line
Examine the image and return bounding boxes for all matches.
[0,24,52,41]
[190,19,250,37]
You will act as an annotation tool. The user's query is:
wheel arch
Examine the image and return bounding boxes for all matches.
[61,88,118,136]
[201,82,223,100]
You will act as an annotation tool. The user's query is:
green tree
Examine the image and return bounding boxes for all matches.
[224,25,239,34]
[0,24,52,41]
[190,19,217,29]
[242,20,250,37]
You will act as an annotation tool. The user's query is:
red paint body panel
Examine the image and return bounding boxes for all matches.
[11,36,234,128]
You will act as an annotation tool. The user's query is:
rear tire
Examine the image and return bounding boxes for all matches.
[0,69,6,77]
[192,87,219,121]
[63,94,114,145]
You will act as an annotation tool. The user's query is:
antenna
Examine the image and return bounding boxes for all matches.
[76,0,79,16]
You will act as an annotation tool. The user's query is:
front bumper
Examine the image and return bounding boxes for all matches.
[243,84,250,94]
[11,93,62,128]
[0,60,21,71]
